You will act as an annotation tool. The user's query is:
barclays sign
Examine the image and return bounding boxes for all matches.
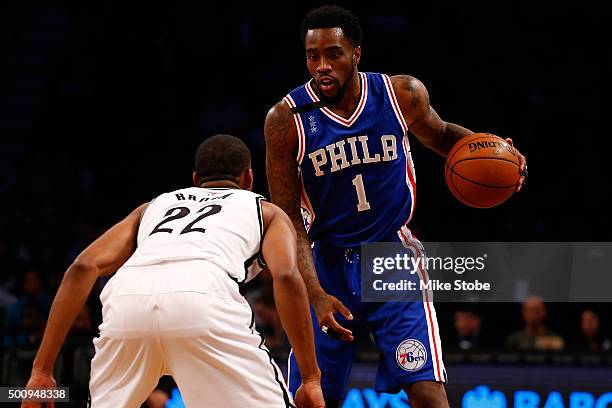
[461,385,612,408]
[338,386,612,408]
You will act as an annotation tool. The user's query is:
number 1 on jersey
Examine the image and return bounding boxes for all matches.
[352,174,371,212]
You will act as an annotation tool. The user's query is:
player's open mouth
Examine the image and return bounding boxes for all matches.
[319,77,336,92]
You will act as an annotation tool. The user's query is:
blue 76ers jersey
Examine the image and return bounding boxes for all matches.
[283,72,417,247]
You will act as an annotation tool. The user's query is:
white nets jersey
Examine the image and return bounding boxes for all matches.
[105,187,266,298]
[91,187,294,408]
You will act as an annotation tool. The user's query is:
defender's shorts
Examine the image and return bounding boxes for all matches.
[89,265,294,408]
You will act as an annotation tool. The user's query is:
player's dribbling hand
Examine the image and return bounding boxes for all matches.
[294,380,325,408]
[312,291,354,341]
[21,369,56,408]
[505,138,528,192]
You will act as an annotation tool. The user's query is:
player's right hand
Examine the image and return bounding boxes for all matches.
[21,369,56,408]
[294,380,325,408]
[312,291,354,341]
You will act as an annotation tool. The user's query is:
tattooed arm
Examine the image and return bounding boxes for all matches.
[391,75,527,191]
[264,100,353,341]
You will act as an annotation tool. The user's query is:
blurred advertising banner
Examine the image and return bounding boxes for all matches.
[165,363,612,407]
[342,363,612,407]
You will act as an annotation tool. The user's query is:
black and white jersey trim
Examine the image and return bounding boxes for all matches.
[255,195,267,267]
[241,195,267,283]
[249,309,296,408]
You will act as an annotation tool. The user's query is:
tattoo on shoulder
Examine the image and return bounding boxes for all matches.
[395,75,416,90]
[265,102,291,143]
[395,75,421,108]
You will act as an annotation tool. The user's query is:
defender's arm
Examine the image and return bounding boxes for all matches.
[261,202,320,382]
[24,203,147,401]
[261,201,324,407]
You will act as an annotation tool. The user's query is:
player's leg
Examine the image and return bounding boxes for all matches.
[89,295,165,408]
[366,231,448,406]
[367,300,448,406]
[158,291,293,407]
[402,381,449,408]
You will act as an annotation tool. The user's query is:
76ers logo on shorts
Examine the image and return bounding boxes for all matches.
[396,339,427,371]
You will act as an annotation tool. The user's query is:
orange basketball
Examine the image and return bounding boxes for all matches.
[445,133,520,208]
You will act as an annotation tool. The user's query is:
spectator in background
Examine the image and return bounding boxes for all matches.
[451,308,486,351]
[14,270,51,309]
[3,270,51,348]
[4,299,46,348]
[506,296,564,351]
[67,303,94,342]
[143,377,178,408]
[0,236,22,305]
[144,389,170,408]
[252,289,288,352]
[62,303,96,387]
[574,309,611,353]
[0,286,17,308]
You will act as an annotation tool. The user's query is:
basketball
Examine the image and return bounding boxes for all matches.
[445,133,520,208]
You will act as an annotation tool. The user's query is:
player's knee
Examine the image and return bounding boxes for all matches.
[403,381,449,408]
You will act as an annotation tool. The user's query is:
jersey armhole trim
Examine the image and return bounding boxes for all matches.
[240,195,267,284]
[255,195,267,267]
[283,95,306,166]
[382,74,409,135]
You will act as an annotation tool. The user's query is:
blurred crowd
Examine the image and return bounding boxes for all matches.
[3,266,610,358]
[1,267,610,356]
[449,297,610,353]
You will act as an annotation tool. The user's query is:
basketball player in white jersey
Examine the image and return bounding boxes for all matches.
[22,135,324,408]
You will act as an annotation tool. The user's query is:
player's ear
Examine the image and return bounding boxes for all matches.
[353,46,361,65]
[192,171,200,187]
[244,168,254,191]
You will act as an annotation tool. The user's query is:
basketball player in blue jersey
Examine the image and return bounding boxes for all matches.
[264,5,527,407]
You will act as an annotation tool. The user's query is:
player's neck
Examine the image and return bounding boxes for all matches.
[327,71,361,117]
[200,180,241,189]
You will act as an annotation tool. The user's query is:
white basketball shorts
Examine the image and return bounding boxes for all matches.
[89,266,293,407]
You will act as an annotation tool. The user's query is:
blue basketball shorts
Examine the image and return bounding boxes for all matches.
[287,228,446,399]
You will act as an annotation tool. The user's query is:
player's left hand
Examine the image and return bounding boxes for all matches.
[21,369,56,408]
[294,380,325,408]
[312,291,354,342]
[505,138,527,192]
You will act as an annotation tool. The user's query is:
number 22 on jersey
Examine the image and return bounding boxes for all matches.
[150,204,222,235]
